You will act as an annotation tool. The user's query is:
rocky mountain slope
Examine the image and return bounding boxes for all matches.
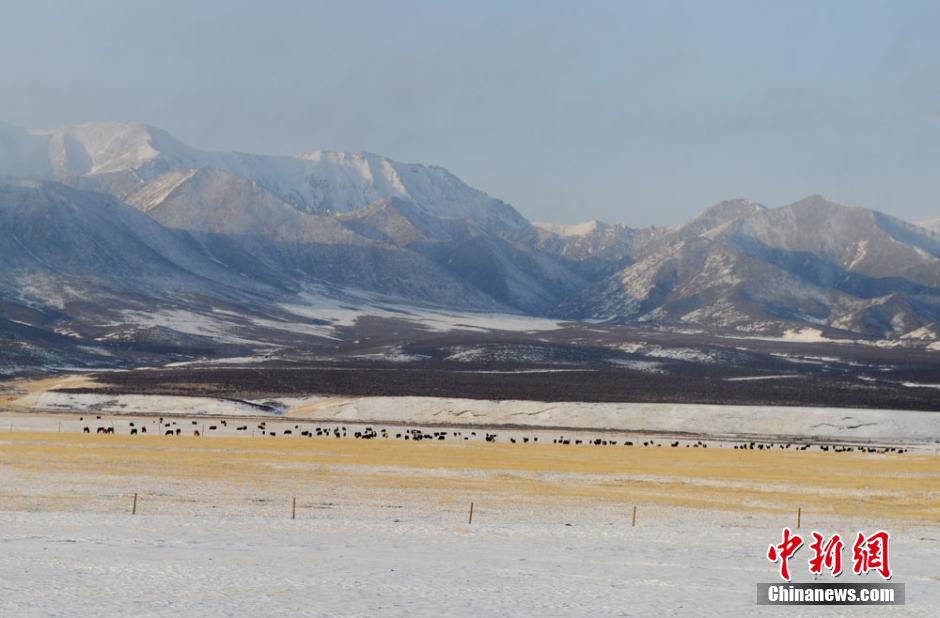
[534,220,664,279]
[563,196,940,338]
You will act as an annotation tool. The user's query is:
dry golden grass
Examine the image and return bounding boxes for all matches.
[1,432,938,523]
[0,375,100,411]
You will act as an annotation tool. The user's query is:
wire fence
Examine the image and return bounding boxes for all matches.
[0,491,828,531]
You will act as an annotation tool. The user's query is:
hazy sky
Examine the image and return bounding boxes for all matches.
[1,0,938,226]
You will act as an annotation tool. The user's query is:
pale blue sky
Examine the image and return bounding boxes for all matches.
[1,0,938,226]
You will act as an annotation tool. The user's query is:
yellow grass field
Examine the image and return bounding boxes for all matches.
[2,431,938,525]
[0,375,99,406]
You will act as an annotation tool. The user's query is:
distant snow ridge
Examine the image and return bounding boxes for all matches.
[535,220,608,237]
[7,122,531,236]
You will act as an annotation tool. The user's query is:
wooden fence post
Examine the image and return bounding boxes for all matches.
[797,507,801,529]
[292,497,297,520]
[468,502,474,525]
[132,492,138,515]
[632,505,637,528]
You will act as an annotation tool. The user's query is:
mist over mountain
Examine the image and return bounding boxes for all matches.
[1,121,938,373]
[918,219,940,235]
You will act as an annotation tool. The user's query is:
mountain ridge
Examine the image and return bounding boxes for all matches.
[1,121,939,362]
[562,196,940,338]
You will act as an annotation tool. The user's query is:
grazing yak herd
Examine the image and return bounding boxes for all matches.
[74,415,909,454]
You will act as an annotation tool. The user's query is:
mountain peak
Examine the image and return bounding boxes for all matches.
[786,194,846,210]
[693,198,765,217]
[680,198,765,237]
[30,122,194,176]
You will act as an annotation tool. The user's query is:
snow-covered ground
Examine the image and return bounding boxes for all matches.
[15,391,940,446]
[282,397,940,445]
[2,405,937,616]
[1,509,936,616]
[280,290,566,335]
[30,391,278,417]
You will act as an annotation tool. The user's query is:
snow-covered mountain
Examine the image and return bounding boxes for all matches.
[563,196,940,339]
[0,122,588,313]
[0,178,532,371]
[1,120,939,364]
[1,122,533,238]
[535,220,664,279]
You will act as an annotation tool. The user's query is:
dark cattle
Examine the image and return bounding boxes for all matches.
[83,427,90,433]
[130,428,138,435]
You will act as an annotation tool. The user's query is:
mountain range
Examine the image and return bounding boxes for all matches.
[1,121,938,371]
